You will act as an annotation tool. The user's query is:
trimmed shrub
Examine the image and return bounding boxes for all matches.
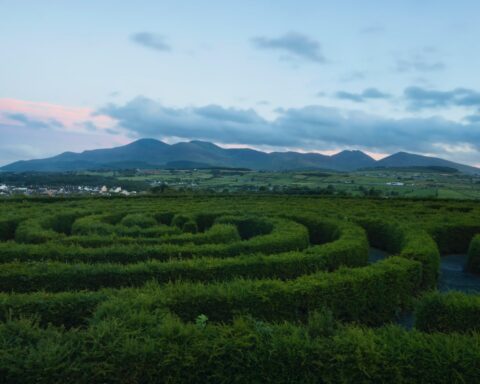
[430,222,480,254]
[0,291,107,328]
[118,257,421,326]
[399,229,440,290]
[14,219,62,244]
[2,314,480,383]
[0,217,20,241]
[415,291,480,333]
[182,220,198,234]
[0,221,366,293]
[171,214,191,229]
[120,213,157,228]
[466,235,480,273]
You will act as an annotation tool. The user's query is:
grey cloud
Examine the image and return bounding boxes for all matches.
[405,86,480,110]
[98,96,480,162]
[82,121,99,132]
[251,32,325,63]
[98,97,277,146]
[4,113,64,130]
[131,32,171,52]
[335,88,391,102]
[335,91,363,102]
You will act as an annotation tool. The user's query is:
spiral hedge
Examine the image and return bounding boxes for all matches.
[0,195,480,383]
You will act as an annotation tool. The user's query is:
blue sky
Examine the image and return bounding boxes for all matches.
[1,0,480,166]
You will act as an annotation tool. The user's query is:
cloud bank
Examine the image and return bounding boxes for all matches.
[405,86,480,110]
[98,96,480,164]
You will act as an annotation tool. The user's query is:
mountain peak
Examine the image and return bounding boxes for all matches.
[189,140,222,149]
[129,138,167,147]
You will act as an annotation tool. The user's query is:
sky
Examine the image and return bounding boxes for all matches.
[1,0,480,166]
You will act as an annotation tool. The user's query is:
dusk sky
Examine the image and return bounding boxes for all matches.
[1,0,480,166]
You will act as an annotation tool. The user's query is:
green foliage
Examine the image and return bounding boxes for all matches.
[182,219,198,234]
[1,315,480,383]
[431,222,480,254]
[120,213,157,228]
[0,195,478,380]
[467,235,480,273]
[415,291,480,333]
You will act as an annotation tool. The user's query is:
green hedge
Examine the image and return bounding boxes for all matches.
[0,291,107,328]
[466,235,480,273]
[430,222,480,254]
[415,291,480,333]
[0,217,309,264]
[357,217,440,289]
[119,213,157,228]
[60,223,240,247]
[101,257,420,326]
[398,229,440,290]
[1,315,479,383]
[0,217,20,241]
[355,217,404,253]
[0,220,368,293]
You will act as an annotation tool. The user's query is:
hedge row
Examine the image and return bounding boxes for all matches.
[88,256,420,327]
[1,314,479,383]
[0,217,21,241]
[430,221,480,254]
[0,218,309,264]
[71,214,181,238]
[415,291,480,333]
[0,256,420,331]
[15,212,82,244]
[59,223,241,247]
[466,234,480,273]
[0,291,107,328]
[357,217,440,289]
[0,220,368,293]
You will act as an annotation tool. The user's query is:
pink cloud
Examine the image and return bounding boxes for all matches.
[0,98,114,131]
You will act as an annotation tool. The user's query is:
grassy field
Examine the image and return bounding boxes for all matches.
[104,167,480,199]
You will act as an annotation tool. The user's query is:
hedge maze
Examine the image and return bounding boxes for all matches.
[1,196,480,382]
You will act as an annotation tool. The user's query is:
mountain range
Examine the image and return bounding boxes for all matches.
[1,138,479,174]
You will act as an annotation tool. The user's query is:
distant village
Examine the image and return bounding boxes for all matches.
[0,184,137,197]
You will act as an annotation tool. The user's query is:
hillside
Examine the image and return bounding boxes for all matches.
[1,138,479,174]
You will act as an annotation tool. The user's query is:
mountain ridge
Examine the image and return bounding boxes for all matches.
[1,138,479,174]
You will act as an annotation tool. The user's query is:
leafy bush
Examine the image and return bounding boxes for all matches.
[415,291,480,333]
[466,235,480,273]
[182,219,198,234]
[120,213,157,228]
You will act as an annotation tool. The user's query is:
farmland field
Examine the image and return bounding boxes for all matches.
[115,167,480,199]
[1,195,480,382]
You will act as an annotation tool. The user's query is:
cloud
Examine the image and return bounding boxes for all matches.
[251,32,325,63]
[395,47,445,73]
[3,112,64,130]
[130,32,171,52]
[97,96,480,163]
[98,97,276,145]
[335,88,391,102]
[404,86,480,110]
[0,98,114,130]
